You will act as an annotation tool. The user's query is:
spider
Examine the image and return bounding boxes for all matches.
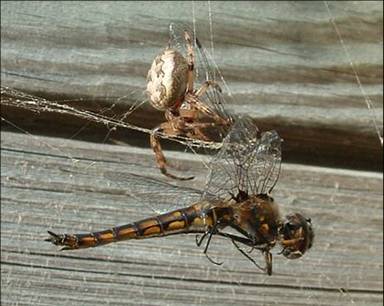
[146,27,232,180]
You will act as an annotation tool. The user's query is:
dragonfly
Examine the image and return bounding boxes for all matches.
[46,117,313,275]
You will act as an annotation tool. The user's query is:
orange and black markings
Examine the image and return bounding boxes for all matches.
[47,203,216,250]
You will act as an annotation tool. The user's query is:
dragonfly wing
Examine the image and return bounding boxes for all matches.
[62,163,202,215]
[203,116,282,199]
[102,170,203,214]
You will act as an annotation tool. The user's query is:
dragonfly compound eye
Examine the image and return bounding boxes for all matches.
[280,213,314,259]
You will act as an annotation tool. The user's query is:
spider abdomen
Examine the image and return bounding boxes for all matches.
[146,48,189,110]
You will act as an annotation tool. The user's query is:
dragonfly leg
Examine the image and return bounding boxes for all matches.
[247,246,255,254]
[216,232,254,247]
[195,232,207,247]
[195,223,223,266]
[264,250,273,276]
[230,238,266,273]
[203,227,223,266]
[217,232,272,275]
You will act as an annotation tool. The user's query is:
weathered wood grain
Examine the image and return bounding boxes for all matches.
[1,1,383,171]
[1,131,383,306]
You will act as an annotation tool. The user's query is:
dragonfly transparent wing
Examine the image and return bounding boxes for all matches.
[64,163,203,215]
[168,22,231,124]
[203,117,282,199]
[102,170,203,214]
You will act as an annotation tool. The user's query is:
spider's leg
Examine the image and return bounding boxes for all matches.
[184,94,230,127]
[184,121,219,142]
[150,120,194,181]
[195,80,222,98]
[188,128,210,142]
[184,31,195,93]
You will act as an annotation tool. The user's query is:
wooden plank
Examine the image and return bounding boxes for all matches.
[1,131,383,305]
[1,1,383,171]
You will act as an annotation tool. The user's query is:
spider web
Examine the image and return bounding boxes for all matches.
[323,1,383,147]
[1,1,383,306]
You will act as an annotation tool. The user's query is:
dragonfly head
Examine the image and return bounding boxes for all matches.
[279,213,314,259]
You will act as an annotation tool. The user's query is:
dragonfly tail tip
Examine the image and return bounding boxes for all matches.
[45,230,63,246]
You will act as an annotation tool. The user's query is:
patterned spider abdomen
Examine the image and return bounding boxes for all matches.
[146,48,189,111]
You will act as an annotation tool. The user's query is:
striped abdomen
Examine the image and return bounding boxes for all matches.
[46,202,216,250]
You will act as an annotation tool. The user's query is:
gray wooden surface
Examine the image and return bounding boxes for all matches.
[1,131,383,306]
[1,1,383,171]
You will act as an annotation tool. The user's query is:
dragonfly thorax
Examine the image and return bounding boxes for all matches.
[229,195,281,246]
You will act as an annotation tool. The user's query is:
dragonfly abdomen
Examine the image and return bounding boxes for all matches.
[47,202,215,250]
